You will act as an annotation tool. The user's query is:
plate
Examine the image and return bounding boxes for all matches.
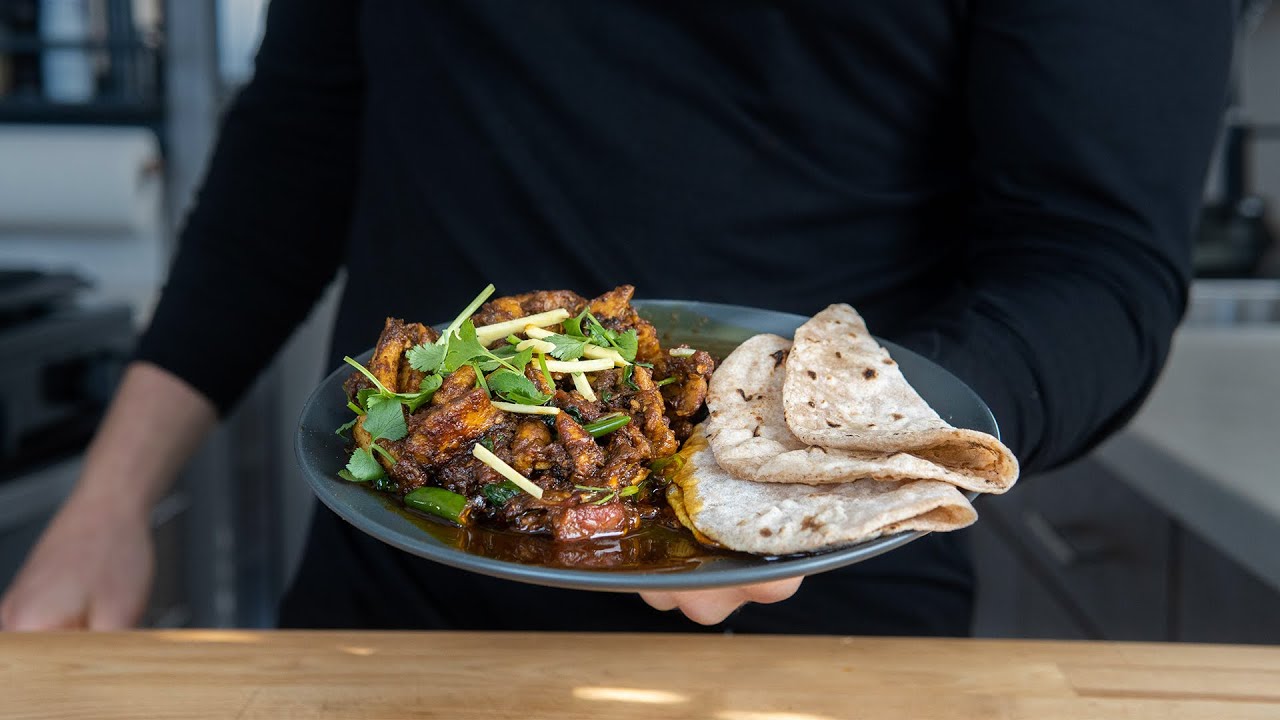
[295,300,997,591]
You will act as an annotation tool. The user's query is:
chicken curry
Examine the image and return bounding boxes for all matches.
[337,285,714,542]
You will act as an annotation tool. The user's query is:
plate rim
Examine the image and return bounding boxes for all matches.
[295,299,997,592]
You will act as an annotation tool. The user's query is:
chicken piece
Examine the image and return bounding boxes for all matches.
[343,370,373,405]
[472,290,589,327]
[526,362,555,397]
[668,418,696,444]
[554,412,606,485]
[622,364,679,457]
[433,364,478,406]
[550,502,633,541]
[387,456,431,494]
[601,423,652,490]
[402,387,504,468]
[509,419,553,476]
[553,388,605,425]
[368,318,439,393]
[605,422,652,466]
[587,285,663,365]
[657,348,715,418]
[436,452,504,497]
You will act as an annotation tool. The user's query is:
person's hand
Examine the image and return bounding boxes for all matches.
[0,489,154,631]
[2,362,215,632]
[640,576,803,625]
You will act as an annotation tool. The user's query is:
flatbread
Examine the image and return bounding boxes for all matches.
[668,429,976,555]
[782,304,1017,493]
[704,334,1010,493]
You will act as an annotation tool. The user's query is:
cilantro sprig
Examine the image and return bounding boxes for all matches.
[488,368,552,405]
[542,333,590,361]
[442,319,530,375]
[574,483,642,505]
[339,446,385,483]
[336,285,500,485]
[564,308,638,362]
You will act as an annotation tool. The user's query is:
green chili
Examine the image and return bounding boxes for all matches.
[583,414,631,438]
[650,453,685,478]
[404,487,469,525]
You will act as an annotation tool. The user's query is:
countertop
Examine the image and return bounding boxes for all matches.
[1,631,1278,719]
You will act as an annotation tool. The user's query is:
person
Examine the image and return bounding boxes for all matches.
[1,1,1233,633]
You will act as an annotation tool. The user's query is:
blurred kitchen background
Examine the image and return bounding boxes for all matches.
[1,0,1278,638]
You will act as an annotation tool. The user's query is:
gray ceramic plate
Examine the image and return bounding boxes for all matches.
[295,300,996,591]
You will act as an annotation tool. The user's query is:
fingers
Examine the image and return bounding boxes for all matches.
[640,577,804,626]
[0,585,89,631]
[641,588,744,625]
[87,580,147,630]
[741,576,803,604]
[639,591,681,612]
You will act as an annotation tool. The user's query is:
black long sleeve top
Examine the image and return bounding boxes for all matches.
[136,1,1232,631]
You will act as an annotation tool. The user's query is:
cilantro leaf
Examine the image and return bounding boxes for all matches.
[356,387,379,412]
[405,374,443,412]
[621,364,640,391]
[585,321,613,349]
[564,308,589,339]
[566,309,638,362]
[512,345,534,371]
[482,480,522,507]
[420,373,444,393]
[544,333,588,361]
[363,394,408,442]
[341,447,384,482]
[407,343,446,374]
[335,417,357,437]
[611,328,638,362]
[443,319,487,373]
[479,345,533,373]
[488,369,552,405]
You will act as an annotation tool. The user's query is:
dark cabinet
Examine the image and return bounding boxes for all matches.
[972,456,1280,643]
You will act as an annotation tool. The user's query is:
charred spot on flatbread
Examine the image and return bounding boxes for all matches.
[672,427,977,555]
[705,331,1016,494]
[780,304,1018,494]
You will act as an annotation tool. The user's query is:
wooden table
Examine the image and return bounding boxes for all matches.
[2,632,1278,719]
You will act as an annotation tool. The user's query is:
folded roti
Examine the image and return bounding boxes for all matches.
[705,334,1011,493]
[782,304,1018,493]
[668,429,976,555]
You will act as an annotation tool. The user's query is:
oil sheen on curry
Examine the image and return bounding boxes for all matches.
[337,285,716,549]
